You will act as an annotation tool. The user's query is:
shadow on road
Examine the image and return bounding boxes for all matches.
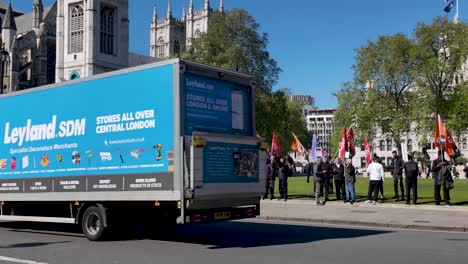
[0,241,71,249]
[160,220,393,249]
[0,220,391,248]
[0,222,83,238]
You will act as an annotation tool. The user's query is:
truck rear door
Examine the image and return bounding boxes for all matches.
[188,132,265,212]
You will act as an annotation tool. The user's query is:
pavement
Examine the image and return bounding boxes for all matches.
[259,199,468,232]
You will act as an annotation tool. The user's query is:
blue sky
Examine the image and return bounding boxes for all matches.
[13,0,459,108]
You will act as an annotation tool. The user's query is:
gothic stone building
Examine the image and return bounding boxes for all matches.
[150,0,224,59]
[0,0,129,93]
[0,0,224,93]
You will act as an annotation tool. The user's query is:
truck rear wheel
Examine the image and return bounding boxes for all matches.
[81,206,106,241]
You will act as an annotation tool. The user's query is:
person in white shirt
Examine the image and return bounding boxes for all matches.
[366,156,385,204]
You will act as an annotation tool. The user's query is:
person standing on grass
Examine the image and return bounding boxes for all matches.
[431,150,451,206]
[331,157,345,201]
[322,158,333,201]
[391,150,405,201]
[403,155,419,205]
[278,157,291,202]
[263,157,276,200]
[366,156,385,205]
[371,154,385,200]
[314,157,329,205]
[344,159,356,204]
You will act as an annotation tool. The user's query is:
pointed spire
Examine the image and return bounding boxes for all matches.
[189,0,194,14]
[152,2,158,22]
[3,3,17,31]
[182,7,186,21]
[33,0,44,29]
[34,0,44,9]
[204,0,210,10]
[219,0,224,12]
[167,0,172,19]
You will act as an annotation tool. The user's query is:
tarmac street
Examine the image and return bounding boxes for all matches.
[0,219,468,264]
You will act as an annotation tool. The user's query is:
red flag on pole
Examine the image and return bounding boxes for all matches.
[364,137,371,166]
[271,132,281,155]
[339,127,347,159]
[347,128,356,158]
[434,115,459,159]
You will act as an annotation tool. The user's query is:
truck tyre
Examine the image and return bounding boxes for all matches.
[81,206,106,241]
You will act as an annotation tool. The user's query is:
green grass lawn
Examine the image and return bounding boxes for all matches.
[280,176,468,206]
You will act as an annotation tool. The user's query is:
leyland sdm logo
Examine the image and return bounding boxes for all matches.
[4,116,86,147]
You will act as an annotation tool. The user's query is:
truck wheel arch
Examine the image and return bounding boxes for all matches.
[76,203,108,228]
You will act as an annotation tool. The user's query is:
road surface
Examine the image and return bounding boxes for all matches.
[0,219,467,264]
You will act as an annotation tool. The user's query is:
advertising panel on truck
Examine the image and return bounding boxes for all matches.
[0,65,175,194]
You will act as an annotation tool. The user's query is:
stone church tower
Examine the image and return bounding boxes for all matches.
[150,0,224,60]
[55,0,129,82]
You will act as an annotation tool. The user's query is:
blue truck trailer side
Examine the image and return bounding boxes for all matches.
[0,59,265,240]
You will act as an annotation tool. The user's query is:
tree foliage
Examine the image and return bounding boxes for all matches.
[448,81,468,138]
[349,34,417,151]
[413,17,468,134]
[256,89,308,154]
[333,17,468,153]
[183,9,307,153]
[183,9,281,94]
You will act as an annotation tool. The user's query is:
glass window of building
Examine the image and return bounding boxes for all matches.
[386,139,392,151]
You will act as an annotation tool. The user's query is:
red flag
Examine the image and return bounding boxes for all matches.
[347,128,356,158]
[434,115,447,148]
[364,137,371,166]
[339,127,347,159]
[434,115,458,158]
[271,132,281,154]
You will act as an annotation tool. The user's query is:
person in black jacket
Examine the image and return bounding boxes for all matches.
[314,157,329,205]
[331,157,345,201]
[263,157,276,200]
[322,159,332,202]
[278,156,292,201]
[431,151,451,206]
[391,151,405,200]
[403,155,419,204]
[344,159,356,204]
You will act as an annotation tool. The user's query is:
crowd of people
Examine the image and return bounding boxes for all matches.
[264,150,467,207]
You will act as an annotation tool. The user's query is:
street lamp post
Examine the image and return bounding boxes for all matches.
[0,44,9,94]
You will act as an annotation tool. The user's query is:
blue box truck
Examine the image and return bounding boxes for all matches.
[0,59,266,240]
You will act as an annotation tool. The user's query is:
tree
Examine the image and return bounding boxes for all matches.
[447,81,468,138]
[183,9,281,94]
[256,89,308,154]
[183,9,307,153]
[331,82,376,154]
[352,33,417,152]
[413,17,468,134]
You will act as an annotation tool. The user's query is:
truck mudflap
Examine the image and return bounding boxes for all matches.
[186,132,266,211]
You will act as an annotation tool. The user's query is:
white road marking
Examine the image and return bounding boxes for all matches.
[0,256,48,264]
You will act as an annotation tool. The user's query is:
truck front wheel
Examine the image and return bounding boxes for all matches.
[81,206,107,241]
